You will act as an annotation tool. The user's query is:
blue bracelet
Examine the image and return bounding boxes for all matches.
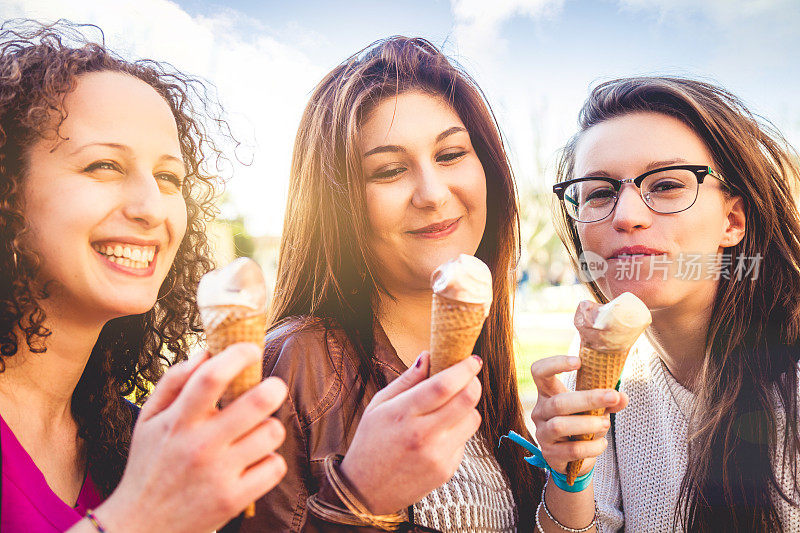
[499,431,594,493]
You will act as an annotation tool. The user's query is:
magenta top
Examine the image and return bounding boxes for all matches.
[1,413,104,532]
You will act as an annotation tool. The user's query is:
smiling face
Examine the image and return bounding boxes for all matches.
[359,91,487,293]
[574,111,745,311]
[21,70,188,322]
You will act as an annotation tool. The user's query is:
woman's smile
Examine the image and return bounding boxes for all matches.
[406,217,462,239]
[91,240,160,275]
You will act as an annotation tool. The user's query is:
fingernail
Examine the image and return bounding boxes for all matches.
[471,355,483,367]
[604,391,618,403]
[602,418,611,429]
[568,356,580,367]
[415,355,422,368]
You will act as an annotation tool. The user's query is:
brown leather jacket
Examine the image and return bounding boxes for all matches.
[231,317,439,533]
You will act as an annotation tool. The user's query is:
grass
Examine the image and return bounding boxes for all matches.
[514,335,573,396]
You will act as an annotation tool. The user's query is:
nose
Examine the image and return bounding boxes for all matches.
[411,164,449,209]
[611,183,653,232]
[121,168,168,229]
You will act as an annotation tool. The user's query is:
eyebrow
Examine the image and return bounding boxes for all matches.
[70,142,183,164]
[362,126,467,158]
[581,158,691,178]
[436,126,467,143]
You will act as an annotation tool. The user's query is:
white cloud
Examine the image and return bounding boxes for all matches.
[449,0,564,58]
[2,0,325,236]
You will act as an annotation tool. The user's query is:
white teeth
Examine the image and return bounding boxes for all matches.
[94,243,155,268]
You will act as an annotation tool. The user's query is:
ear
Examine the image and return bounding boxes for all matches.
[720,195,746,248]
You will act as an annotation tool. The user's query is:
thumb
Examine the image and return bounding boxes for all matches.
[139,350,210,422]
[370,351,430,407]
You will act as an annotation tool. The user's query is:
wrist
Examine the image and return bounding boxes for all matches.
[91,491,144,533]
[541,476,597,533]
[312,454,406,530]
[339,453,401,515]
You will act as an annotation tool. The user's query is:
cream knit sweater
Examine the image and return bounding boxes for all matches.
[413,434,517,532]
[564,344,800,532]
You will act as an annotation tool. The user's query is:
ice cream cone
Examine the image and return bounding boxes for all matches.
[565,344,631,484]
[430,293,491,375]
[564,292,651,485]
[204,305,267,407]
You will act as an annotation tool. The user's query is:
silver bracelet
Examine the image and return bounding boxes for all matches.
[540,476,598,533]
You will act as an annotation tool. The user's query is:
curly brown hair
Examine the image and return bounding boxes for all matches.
[0,20,227,495]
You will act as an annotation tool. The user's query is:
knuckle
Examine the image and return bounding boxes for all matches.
[430,379,452,401]
[272,453,288,477]
[551,395,566,415]
[187,443,210,469]
[470,410,482,431]
[530,361,544,379]
[196,370,223,391]
[548,417,566,436]
[264,376,288,399]
[464,380,481,406]
[249,387,274,412]
[404,426,426,452]
[264,418,286,447]
[530,403,544,423]
[217,490,240,516]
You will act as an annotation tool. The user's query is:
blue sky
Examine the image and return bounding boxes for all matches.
[5,0,800,235]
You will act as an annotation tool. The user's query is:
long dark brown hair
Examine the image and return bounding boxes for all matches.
[270,36,544,529]
[0,20,225,495]
[554,76,800,532]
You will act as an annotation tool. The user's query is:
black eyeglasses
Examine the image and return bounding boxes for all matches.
[552,165,731,223]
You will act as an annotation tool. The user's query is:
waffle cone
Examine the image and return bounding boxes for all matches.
[204,305,267,407]
[565,343,631,485]
[429,293,490,375]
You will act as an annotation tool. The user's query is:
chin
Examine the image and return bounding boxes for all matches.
[102,294,160,320]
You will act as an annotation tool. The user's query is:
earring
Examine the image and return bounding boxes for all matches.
[156,274,177,301]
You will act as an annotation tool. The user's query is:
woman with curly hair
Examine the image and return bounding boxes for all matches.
[0,20,288,532]
[531,77,800,532]
[242,37,545,532]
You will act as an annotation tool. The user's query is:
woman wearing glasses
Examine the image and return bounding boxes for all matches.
[529,77,800,532]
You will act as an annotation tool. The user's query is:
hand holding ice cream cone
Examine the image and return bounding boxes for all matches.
[197,257,269,517]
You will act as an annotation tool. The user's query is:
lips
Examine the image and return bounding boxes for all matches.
[608,245,667,259]
[408,217,461,236]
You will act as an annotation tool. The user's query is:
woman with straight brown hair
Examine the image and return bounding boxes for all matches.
[530,76,800,532]
[239,36,544,532]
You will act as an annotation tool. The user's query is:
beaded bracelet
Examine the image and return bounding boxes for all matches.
[85,510,107,533]
[539,476,597,533]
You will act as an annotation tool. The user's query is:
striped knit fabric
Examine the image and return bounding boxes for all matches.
[412,434,517,532]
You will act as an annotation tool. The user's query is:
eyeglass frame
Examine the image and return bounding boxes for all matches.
[552,164,733,223]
